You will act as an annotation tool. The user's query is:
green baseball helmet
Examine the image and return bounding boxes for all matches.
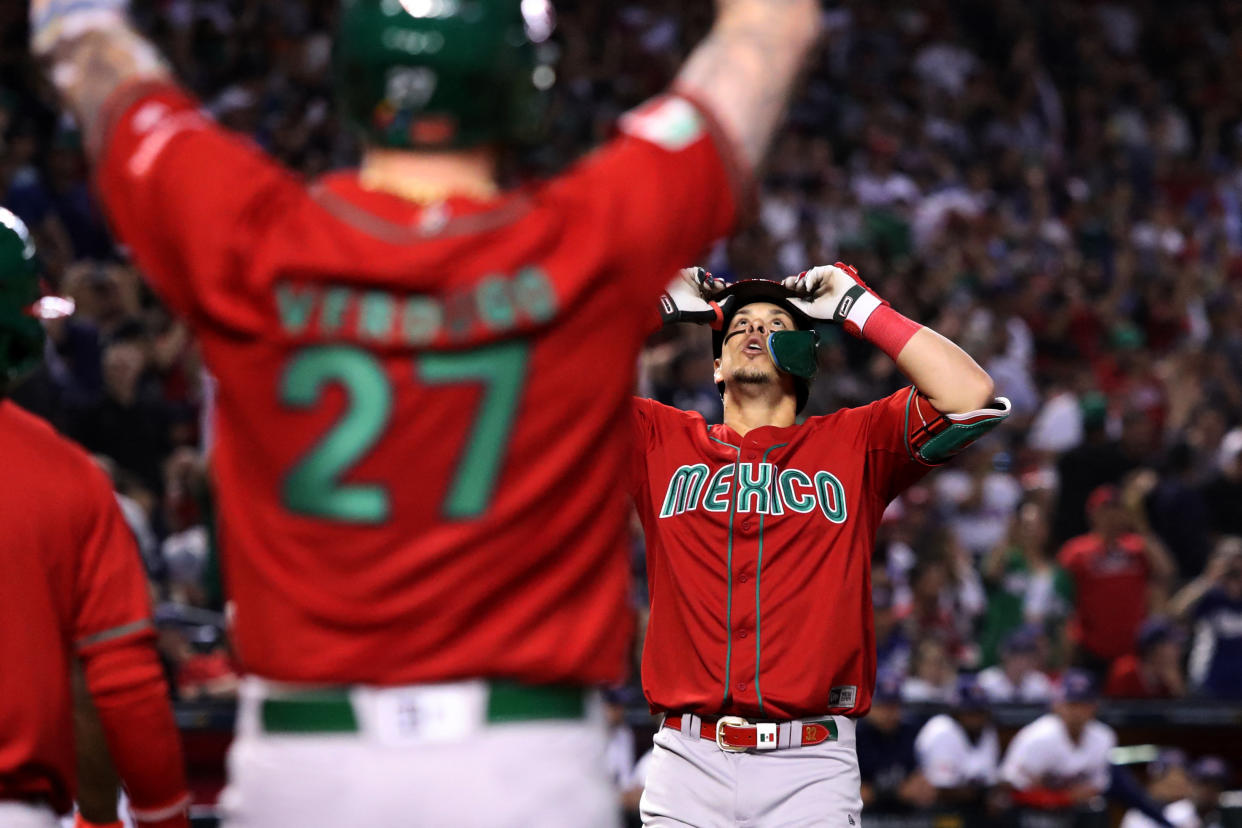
[334,0,556,150]
[0,208,73,387]
[0,208,45,385]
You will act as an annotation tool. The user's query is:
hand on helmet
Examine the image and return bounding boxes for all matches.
[659,267,729,328]
[782,262,887,339]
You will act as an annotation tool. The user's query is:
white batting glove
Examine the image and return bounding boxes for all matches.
[658,267,728,328]
[782,262,888,339]
[31,0,130,55]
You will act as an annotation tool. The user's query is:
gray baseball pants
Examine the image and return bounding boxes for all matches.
[640,714,862,827]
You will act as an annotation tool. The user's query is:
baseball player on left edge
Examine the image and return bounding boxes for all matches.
[633,264,1011,826]
[0,208,189,828]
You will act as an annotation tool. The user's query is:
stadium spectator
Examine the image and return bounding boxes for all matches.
[1147,443,1213,578]
[1000,670,1115,812]
[977,627,1056,703]
[1203,430,1242,539]
[63,321,176,494]
[901,637,958,704]
[1105,618,1188,699]
[857,674,935,812]
[1051,392,1135,545]
[1121,755,1232,828]
[1170,537,1242,699]
[1127,749,1195,823]
[932,442,1023,559]
[872,585,912,681]
[978,497,1073,668]
[913,676,1000,815]
[1058,478,1176,675]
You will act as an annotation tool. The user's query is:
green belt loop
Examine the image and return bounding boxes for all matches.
[486,680,586,723]
[261,691,357,734]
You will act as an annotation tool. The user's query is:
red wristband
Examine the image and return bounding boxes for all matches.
[861,304,922,361]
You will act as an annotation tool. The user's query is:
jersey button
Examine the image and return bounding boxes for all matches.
[741,519,753,531]
[736,682,747,692]
[738,629,749,639]
[738,573,750,583]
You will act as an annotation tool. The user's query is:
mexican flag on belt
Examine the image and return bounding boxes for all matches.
[758,731,775,745]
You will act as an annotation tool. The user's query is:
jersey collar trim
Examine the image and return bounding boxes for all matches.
[309,176,534,243]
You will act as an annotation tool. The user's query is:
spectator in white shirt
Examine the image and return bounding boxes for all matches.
[977,627,1055,703]
[914,675,1000,814]
[1000,670,1116,812]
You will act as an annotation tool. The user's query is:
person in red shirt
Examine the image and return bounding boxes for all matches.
[632,265,1010,825]
[1058,479,1176,676]
[1104,618,1187,699]
[0,209,188,828]
[29,0,822,824]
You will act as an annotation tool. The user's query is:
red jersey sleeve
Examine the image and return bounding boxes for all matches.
[72,465,154,656]
[863,386,936,502]
[94,81,299,332]
[1057,538,1085,575]
[557,92,750,302]
[629,397,659,499]
[73,465,188,823]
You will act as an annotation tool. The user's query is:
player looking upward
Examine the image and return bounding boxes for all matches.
[0,208,189,828]
[29,0,822,824]
[633,265,1011,825]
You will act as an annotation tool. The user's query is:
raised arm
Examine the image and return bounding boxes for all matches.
[676,0,822,171]
[786,263,997,414]
[30,1,171,157]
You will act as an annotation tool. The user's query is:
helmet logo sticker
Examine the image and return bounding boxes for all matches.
[385,67,438,110]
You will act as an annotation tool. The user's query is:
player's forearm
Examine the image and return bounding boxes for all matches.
[1142,536,1177,582]
[30,2,170,158]
[895,327,996,415]
[72,663,122,825]
[1168,576,1212,619]
[82,640,189,823]
[676,0,820,171]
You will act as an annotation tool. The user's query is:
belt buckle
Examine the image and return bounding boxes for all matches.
[715,715,750,752]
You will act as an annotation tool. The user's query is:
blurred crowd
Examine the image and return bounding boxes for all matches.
[3,0,1242,788]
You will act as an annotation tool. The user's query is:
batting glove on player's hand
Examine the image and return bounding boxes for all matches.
[658,267,728,328]
[782,262,888,339]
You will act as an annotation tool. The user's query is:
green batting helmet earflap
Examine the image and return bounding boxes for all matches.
[334,0,556,150]
[0,208,45,385]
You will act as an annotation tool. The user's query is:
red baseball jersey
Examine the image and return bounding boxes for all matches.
[0,401,184,815]
[94,82,744,687]
[630,388,950,720]
[1058,532,1151,660]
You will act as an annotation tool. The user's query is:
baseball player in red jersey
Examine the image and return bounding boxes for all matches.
[0,208,189,828]
[30,0,821,824]
[633,265,1012,825]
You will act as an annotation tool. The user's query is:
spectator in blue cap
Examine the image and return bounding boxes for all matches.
[978,626,1055,702]
[914,674,1000,813]
[1000,669,1116,811]
[857,673,935,812]
[1105,617,1187,699]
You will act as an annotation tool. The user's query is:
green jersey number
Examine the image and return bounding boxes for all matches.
[279,342,528,523]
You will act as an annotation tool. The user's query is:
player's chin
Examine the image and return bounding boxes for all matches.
[730,366,777,385]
